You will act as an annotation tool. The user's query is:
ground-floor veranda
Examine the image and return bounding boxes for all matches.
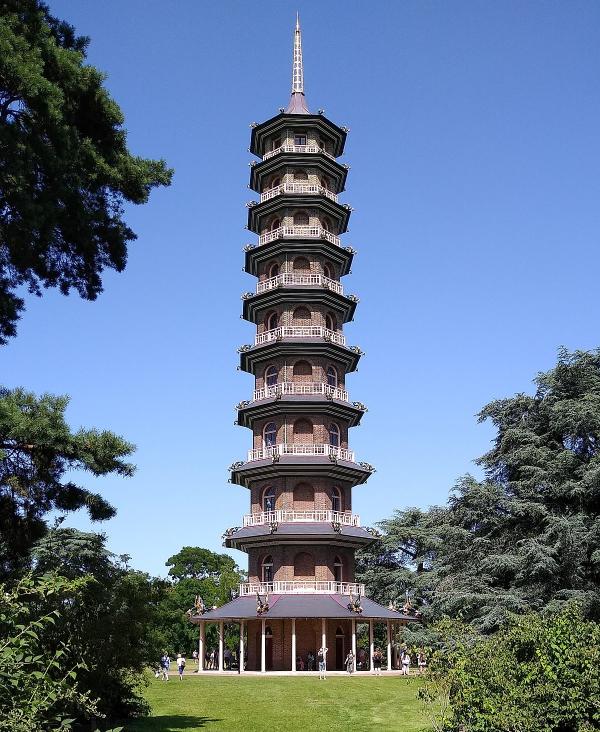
[196,617,410,673]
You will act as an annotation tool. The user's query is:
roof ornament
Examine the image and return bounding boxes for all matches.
[284,14,310,115]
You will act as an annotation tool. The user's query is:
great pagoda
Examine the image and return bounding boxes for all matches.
[192,17,413,673]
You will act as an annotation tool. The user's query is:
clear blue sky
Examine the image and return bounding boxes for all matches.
[3,1,599,577]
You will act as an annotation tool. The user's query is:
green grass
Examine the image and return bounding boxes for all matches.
[124,675,426,732]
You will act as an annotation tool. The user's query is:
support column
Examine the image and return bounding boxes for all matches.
[369,619,374,673]
[321,618,327,670]
[351,618,357,672]
[199,622,205,671]
[386,620,392,672]
[239,620,245,673]
[291,618,297,672]
[261,618,266,673]
[218,621,224,672]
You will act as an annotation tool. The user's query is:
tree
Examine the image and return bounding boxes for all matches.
[0,387,135,580]
[157,547,245,655]
[31,529,168,725]
[368,348,600,631]
[0,0,172,343]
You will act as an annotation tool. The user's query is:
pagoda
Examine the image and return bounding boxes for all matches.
[192,17,413,673]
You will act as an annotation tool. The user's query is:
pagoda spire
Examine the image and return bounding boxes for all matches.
[285,14,310,115]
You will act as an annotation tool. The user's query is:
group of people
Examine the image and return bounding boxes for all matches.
[157,653,189,681]
[204,647,239,670]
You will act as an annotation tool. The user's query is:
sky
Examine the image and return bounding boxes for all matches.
[3,1,600,577]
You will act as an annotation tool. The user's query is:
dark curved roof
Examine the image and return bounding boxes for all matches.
[191,594,416,622]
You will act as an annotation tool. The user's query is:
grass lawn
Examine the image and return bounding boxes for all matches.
[124,674,426,732]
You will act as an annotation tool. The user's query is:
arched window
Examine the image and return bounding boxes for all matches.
[266,311,279,331]
[262,555,273,583]
[271,137,281,151]
[325,313,337,331]
[264,422,277,447]
[334,556,343,583]
[265,365,278,387]
[326,365,338,387]
[293,257,311,272]
[270,217,281,231]
[332,486,342,513]
[292,306,311,326]
[294,551,315,578]
[263,486,275,512]
[321,217,332,232]
[268,262,280,278]
[293,418,313,444]
[323,263,333,279]
[293,360,312,382]
[294,211,309,226]
[329,423,340,447]
[270,176,281,189]
[293,482,314,510]
[294,169,309,181]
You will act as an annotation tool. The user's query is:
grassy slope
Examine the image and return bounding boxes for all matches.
[125,675,425,732]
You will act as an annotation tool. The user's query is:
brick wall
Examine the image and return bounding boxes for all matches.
[254,357,346,390]
[249,477,353,514]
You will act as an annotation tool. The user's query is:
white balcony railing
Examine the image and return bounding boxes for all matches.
[260,183,338,203]
[239,581,365,596]
[243,510,360,527]
[255,326,345,347]
[247,443,355,463]
[258,226,341,247]
[256,273,343,295]
[252,381,348,403]
[262,144,335,161]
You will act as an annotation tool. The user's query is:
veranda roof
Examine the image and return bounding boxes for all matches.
[191,594,415,622]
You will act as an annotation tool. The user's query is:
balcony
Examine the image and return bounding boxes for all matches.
[255,326,346,347]
[256,273,343,296]
[260,183,338,203]
[247,443,355,463]
[258,226,341,247]
[239,581,365,596]
[262,144,335,161]
[243,510,360,527]
[252,381,348,403]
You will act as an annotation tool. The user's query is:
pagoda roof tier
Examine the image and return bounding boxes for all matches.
[223,522,375,552]
[249,154,348,194]
[236,395,365,429]
[191,593,414,622]
[242,287,357,324]
[229,453,372,489]
[239,339,362,375]
[247,196,351,235]
[244,239,355,278]
[250,113,347,159]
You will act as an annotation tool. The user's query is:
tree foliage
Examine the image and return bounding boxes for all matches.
[360,348,600,631]
[420,605,600,732]
[0,387,135,580]
[0,0,172,343]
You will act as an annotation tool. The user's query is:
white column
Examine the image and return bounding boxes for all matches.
[369,619,374,672]
[261,618,266,672]
[321,618,326,670]
[291,618,297,672]
[199,622,205,671]
[239,620,245,673]
[218,621,224,672]
[351,618,357,672]
[386,621,392,672]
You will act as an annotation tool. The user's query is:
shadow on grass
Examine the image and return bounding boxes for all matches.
[126,715,221,731]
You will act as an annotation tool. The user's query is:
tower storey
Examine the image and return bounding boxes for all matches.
[192,18,414,674]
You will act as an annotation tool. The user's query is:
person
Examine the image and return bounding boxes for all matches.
[176,653,186,680]
[297,656,305,671]
[417,648,427,675]
[317,646,328,680]
[373,648,383,676]
[224,647,232,670]
[160,653,170,681]
[192,649,198,667]
[401,648,411,676]
[345,650,354,674]
[209,648,216,670]
[307,651,315,672]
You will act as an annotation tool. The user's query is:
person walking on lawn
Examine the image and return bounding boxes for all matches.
[160,653,170,681]
[317,646,328,680]
[176,653,186,680]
